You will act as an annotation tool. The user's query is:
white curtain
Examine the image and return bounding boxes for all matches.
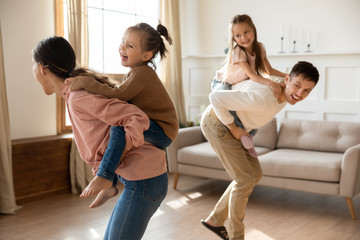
[0,23,21,214]
[160,0,187,126]
[67,0,88,67]
[67,0,92,193]
[69,140,93,194]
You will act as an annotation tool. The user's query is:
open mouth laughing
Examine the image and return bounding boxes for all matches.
[120,52,128,61]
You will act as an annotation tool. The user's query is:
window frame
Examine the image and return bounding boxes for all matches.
[55,0,72,134]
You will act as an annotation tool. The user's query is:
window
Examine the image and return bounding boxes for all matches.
[87,0,159,74]
[55,0,159,133]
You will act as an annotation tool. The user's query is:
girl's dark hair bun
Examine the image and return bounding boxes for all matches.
[157,24,172,45]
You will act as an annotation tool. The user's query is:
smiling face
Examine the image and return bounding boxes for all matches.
[118,30,152,68]
[282,74,316,105]
[232,22,255,53]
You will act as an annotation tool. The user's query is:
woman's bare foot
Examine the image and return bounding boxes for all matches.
[89,185,119,208]
[80,176,113,198]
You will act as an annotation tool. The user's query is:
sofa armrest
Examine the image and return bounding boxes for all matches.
[340,144,360,197]
[166,126,205,173]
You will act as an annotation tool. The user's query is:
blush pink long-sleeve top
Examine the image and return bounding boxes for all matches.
[215,43,267,84]
[62,78,167,181]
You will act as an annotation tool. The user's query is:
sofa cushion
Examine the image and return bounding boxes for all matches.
[253,118,277,149]
[178,142,273,170]
[277,119,360,153]
[178,142,224,170]
[259,149,343,182]
[254,146,274,156]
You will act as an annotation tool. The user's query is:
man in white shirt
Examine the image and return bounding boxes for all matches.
[200,61,319,240]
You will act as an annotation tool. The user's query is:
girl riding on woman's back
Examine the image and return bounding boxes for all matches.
[70,22,179,202]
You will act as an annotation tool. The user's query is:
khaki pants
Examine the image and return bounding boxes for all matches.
[200,105,262,240]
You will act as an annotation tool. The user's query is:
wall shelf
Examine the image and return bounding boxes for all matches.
[182,51,360,59]
[182,51,360,123]
[268,51,360,57]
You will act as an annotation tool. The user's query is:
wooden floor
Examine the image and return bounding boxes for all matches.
[1,173,360,240]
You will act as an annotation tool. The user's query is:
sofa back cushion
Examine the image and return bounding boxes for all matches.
[277,119,360,152]
[253,118,277,149]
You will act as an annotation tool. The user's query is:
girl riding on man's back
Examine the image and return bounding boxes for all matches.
[212,14,286,158]
[70,22,179,204]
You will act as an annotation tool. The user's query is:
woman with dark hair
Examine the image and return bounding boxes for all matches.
[32,35,169,240]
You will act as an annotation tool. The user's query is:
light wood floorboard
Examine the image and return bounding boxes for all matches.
[1,173,359,240]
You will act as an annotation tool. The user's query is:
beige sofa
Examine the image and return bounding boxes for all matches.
[166,118,360,220]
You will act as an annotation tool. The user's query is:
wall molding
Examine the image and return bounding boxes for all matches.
[182,52,360,124]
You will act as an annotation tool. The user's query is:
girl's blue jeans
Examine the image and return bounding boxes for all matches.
[96,120,173,185]
[211,79,257,136]
[103,172,168,240]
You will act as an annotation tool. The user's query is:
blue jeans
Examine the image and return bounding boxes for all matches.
[211,79,257,136]
[96,120,173,185]
[143,119,173,149]
[104,172,168,240]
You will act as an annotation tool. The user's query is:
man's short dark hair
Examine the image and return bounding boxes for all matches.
[289,61,319,85]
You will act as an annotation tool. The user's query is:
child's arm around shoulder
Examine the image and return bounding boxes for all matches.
[69,75,120,99]
[238,61,282,98]
[114,65,151,101]
[263,57,287,78]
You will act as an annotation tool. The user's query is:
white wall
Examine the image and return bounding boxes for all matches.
[1,0,359,140]
[179,0,360,56]
[0,0,57,140]
[179,0,360,123]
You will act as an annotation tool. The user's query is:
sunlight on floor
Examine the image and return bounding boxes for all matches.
[165,192,203,209]
[89,228,100,238]
[246,228,274,240]
[188,191,202,199]
[152,209,165,218]
[166,196,189,209]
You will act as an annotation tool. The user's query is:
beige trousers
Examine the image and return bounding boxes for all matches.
[200,105,262,240]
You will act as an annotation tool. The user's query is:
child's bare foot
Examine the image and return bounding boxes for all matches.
[89,186,119,208]
[80,176,113,198]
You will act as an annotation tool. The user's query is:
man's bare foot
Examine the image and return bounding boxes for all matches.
[80,176,113,198]
[89,186,119,208]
